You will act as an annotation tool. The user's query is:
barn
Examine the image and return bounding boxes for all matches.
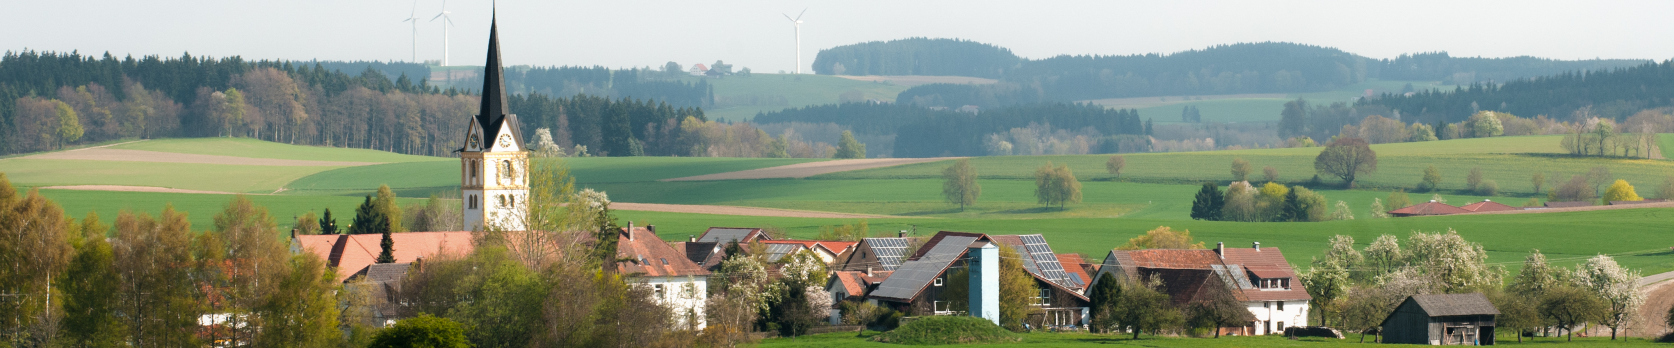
[1379,293,1498,345]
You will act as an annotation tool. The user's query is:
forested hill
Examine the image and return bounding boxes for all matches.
[447,66,712,108]
[1357,59,1674,124]
[811,38,1021,78]
[0,50,712,158]
[814,39,1647,108]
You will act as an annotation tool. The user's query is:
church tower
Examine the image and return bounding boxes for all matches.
[460,16,528,232]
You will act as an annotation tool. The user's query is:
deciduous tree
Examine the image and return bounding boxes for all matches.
[1539,285,1602,342]
[1230,158,1251,181]
[1314,137,1377,187]
[1466,167,1483,191]
[834,130,866,159]
[1573,254,1642,340]
[1418,166,1443,192]
[942,159,980,211]
[1602,179,1642,202]
[1115,226,1205,250]
[1033,161,1081,209]
[1106,155,1125,178]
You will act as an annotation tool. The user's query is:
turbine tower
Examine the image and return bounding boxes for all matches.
[431,0,455,66]
[783,9,806,74]
[401,0,419,62]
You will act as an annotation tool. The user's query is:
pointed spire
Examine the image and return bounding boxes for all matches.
[477,13,508,126]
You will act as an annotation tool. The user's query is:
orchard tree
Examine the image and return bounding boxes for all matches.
[1531,173,1547,195]
[942,159,980,211]
[1034,161,1081,209]
[1573,255,1642,339]
[1230,158,1252,181]
[1314,137,1377,188]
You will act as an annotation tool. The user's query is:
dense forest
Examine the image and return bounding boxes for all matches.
[813,40,1646,108]
[1357,59,1674,124]
[810,38,1021,78]
[453,65,713,108]
[0,51,822,159]
[753,102,1147,157]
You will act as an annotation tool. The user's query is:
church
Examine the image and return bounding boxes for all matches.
[295,15,710,329]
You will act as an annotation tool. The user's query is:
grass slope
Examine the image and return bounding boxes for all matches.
[0,159,335,193]
[33,189,402,233]
[111,138,446,163]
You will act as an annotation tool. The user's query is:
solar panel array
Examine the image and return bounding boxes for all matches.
[763,244,802,263]
[698,228,757,244]
[871,236,976,300]
[1019,235,1076,288]
[865,237,909,271]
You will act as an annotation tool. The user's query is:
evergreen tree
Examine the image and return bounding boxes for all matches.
[318,208,337,235]
[377,228,395,263]
[1190,182,1224,221]
[348,196,385,235]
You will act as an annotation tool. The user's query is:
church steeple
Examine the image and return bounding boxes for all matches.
[475,13,511,148]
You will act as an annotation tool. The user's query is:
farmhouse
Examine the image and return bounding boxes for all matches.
[1092,242,1311,336]
[1379,293,1498,345]
[869,231,1091,329]
[1459,199,1519,212]
[834,237,912,272]
[827,269,892,324]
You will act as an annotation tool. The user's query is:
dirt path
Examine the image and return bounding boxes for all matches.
[613,202,898,219]
[21,147,381,167]
[39,185,245,195]
[1631,271,1674,337]
[661,157,960,181]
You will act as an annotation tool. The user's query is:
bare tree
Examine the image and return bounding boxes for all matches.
[1314,137,1377,188]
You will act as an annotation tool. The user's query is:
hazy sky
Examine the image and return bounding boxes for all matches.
[6,1,1672,73]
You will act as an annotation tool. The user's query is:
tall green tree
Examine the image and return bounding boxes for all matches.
[1033,161,1082,209]
[254,254,342,347]
[59,232,124,347]
[0,184,75,345]
[317,208,337,235]
[1278,99,1308,138]
[348,196,386,235]
[834,130,866,159]
[941,158,981,211]
[113,208,200,348]
[377,228,396,264]
[1190,182,1224,221]
[1230,158,1252,181]
[375,184,404,233]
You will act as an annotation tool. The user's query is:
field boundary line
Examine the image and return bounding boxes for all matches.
[661,157,961,181]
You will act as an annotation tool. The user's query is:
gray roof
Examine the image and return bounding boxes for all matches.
[865,237,909,271]
[763,243,804,263]
[871,236,977,301]
[1018,235,1077,288]
[363,263,411,284]
[1411,293,1500,317]
[697,228,761,244]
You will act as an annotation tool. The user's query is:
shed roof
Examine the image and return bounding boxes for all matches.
[1460,200,1520,212]
[1411,293,1500,317]
[1389,201,1471,216]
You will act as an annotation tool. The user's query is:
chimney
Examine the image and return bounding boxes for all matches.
[648,225,656,234]
[290,228,297,240]
[1216,242,1224,259]
[898,231,907,238]
[1253,242,1261,251]
[627,222,635,241]
[689,235,696,243]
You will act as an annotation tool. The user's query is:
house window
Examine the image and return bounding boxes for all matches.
[1277,321,1286,331]
[1035,288,1051,306]
[1277,301,1285,311]
[661,258,669,265]
[933,301,951,314]
[933,277,944,286]
[654,284,665,299]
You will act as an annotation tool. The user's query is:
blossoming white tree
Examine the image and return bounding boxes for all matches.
[1573,254,1643,340]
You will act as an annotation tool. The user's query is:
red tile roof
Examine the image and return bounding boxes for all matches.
[1103,247,1311,303]
[763,240,858,258]
[615,226,710,278]
[294,232,475,283]
[1388,201,1471,216]
[832,271,867,297]
[1056,253,1094,286]
[1220,248,1311,302]
[1459,200,1519,212]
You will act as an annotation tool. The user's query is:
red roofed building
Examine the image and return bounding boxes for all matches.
[826,269,892,325]
[1093,242,1311,336]
[1388,201,1472,217]
[613,224,710,329]
[1459,199,1520,213]
[292,231,474,283]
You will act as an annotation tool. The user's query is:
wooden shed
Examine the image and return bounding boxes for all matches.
[1379,293,1498,345]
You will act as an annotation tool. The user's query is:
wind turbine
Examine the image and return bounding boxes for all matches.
[401,0,419,63]
[783,9,806,74]
[431,0,455,66]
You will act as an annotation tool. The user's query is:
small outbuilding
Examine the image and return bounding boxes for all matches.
[1379,293,1498,345]
[1388,201,1471,217]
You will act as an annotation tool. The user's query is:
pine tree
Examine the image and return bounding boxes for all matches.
[349,196,384,235]
[318,208,337,235]
[1190,182,1224,221]
[377,227,396,263]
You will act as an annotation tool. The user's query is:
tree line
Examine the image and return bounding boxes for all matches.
[867,41,1642,109]
[455,65,713,108]
[810,38,1021,78]
[1359,59,1674,124]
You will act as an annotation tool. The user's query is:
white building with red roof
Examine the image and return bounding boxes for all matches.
[1093,242,1311,336]
[613,223,711,329]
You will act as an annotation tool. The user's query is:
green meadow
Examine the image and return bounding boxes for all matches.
[8,135,1674,274]
[108,137,445,163]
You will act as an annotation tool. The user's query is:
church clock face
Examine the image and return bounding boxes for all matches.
[469,134,480,148]
[498,134,513,148]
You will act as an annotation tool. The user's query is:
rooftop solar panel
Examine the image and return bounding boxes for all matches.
[698,228,758,244]
[865,237,909,271]
[871,236,976,301]
[1019,235,1075,289]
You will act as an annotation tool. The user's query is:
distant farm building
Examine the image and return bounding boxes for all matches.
[1379,293,1498,345]
[1459,200,1519,213]
[1388,201,1472,217]
[1093,242,1311,336]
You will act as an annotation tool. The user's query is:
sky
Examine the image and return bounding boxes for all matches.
[5,0,1673,73]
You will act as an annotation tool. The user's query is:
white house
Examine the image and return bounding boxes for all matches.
[613,224,710,329]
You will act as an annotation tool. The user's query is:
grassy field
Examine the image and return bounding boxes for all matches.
[1660,133,1674,159]
[0,159,337,193]
[684,73,914,121]
[31,189,396,232]
[1112,79,1456,124]
[108,138,444,163]
[760,331,1660,347]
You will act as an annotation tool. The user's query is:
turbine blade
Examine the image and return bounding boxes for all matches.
[796,8,806,20]
[431,13,444,21]
[783,13,795,21]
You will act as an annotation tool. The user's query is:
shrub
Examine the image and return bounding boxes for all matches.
[367,314,469,348]
[1477,180,1499,196]
[1603,179,1642,202]
[875,316,1019,345]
